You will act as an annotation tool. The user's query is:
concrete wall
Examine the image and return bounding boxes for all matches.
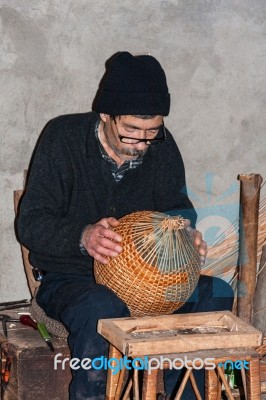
[1,0,265,301]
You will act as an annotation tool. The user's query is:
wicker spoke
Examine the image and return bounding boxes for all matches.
[121,379,132,400]
[189,370,202,400]
[216,366,234,400]
[107,345,123,400]
[174,368,192,400]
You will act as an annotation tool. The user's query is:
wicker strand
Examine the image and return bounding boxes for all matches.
[202,192,266,281]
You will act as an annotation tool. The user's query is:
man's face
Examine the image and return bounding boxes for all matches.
[100,114,164,161]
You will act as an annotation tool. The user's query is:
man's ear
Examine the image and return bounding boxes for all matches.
[100,113,108,122]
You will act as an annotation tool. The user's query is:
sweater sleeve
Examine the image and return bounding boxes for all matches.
[17,118,86,258]
[153,131,197,228]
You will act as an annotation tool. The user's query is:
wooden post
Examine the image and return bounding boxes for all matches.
[237,174,263,323]
[253,245,266,334]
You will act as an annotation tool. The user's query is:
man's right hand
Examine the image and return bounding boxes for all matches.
[81,217,123,264]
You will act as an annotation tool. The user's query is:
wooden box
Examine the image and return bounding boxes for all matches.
[0,311,71,400]
[98,311,262,357]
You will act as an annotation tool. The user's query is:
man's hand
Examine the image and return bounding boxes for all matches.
[184,220,208,266]
[81,217,122,264]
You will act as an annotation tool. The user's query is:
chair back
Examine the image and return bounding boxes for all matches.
[14,189,40,297]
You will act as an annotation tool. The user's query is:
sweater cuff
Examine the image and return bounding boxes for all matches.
[79,242,88,256]
[79,225,90,256]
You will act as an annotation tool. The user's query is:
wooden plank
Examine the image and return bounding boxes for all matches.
[220,313,262,333]
[237,174,263,323]
[99,311,232,332]
[99,311,261,333]
[97,320,130,354]
[145,348,259,362]
[123,333,262,357]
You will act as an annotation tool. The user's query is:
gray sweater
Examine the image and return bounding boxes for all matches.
[17,112,196,275]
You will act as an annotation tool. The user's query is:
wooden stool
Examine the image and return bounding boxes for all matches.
[97,311,262,399]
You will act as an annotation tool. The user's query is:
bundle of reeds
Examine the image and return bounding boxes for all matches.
[202,188,266,286]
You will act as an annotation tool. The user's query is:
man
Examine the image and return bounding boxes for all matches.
[17,51,233,399]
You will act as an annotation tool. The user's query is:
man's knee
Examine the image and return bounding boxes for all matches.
[178,275,234,313]
[199,275,234,310]
[60,283,130,335]
[211,276,234,299]
[91,284,130,318]
[66,283,130,322]
[196,274,232,295]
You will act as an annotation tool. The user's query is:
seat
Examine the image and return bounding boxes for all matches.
[13,189,69,340]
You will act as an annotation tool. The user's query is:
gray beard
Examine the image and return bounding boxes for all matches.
[120,147,146,158]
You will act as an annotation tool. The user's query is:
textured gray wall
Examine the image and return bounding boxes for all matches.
[0,0,265,301]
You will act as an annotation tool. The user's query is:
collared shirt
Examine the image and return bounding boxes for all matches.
[95,120,143,183]
[79,120,144,255]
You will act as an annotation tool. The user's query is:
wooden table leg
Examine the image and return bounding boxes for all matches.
[133,368,140,400]
[142,369,159,400]
[174,369,192,400]
[205,369,221,400]
[106,345,123,400]
[114,367,126,400]
[246,357,261,400]
[216,366,234,400]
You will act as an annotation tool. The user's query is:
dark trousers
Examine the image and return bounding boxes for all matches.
[36,273,234,400]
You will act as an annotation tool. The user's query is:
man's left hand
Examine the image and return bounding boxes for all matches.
[185,221,207,266]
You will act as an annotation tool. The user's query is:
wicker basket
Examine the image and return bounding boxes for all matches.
[94,211,201,316]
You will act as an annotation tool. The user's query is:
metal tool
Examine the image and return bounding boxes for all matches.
[0,299,31,312]
[0,299,29,307]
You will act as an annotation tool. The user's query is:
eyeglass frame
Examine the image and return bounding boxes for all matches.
[112,116,167,145]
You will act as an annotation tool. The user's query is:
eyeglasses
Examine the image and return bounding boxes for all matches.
[113,117,167,145]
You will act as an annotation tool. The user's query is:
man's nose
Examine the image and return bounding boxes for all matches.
[133,141,148,151]
[139,130,151,144]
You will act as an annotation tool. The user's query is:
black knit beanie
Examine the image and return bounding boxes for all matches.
[93,52,170,116]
